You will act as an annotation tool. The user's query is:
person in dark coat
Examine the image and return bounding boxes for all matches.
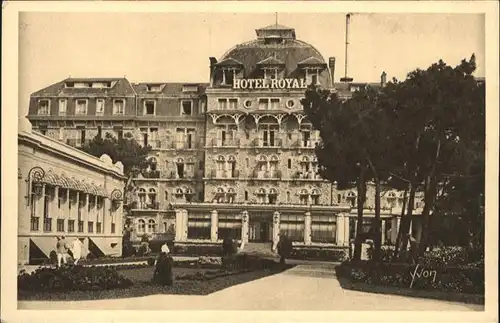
[153,252,173,286]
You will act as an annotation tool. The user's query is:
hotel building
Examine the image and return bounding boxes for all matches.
[18,131,126,264]
[26,23,424,251]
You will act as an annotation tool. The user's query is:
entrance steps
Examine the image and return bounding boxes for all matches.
[240,242,278,258]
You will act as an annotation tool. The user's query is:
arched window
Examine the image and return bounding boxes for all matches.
[148,188,157,206]
[138,188,147,205]
[269,188,278,195]
[299,189,308,195]
[311,188,320,195]
[346,191,356,207]
[311,188,320,205]
[227,188,236,194]
[147,219,156,233]
[258,155,267,163]
[257,188,266,195]
[268,188,278,204]
[299,189,309,205]
[175,188,184,195]
[176,157,184,164]
[187,157,195,164]
[311,155,318,163]
[227,155,236,162]
[301,156,310,163]
[216,187,225,194]
[270,155,279,162]
[217,155,225,162]
[137,219,146,233]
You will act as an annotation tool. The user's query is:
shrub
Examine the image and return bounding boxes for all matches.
[289,247,348,262]
[336,260,484,295]
[173,244,223,257]
[18,265,133,292]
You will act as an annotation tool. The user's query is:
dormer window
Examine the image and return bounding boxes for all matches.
[144,100,156,116]
[182,85,198,93]
[92,82,111,88]
[37,100,50,115]
[74,82,92,88]
[305,69,320,85]
[181,100,193,116]
[146,84,162,92]
[113,99,125,115]
[75,99,88,115]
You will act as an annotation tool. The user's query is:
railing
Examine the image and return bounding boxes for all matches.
[253,138,283,148]
[165,171,195,180]
[210,169,240,179]
[297,139,319,149]
[66,139,92,147]
[171,141,199,150]
[135,201,160,210]
[207,138,240,148]
[294,171,322,180]
[252,170,282,179]
[142,170,161,179]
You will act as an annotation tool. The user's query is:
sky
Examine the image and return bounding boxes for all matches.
[18,12,485,131]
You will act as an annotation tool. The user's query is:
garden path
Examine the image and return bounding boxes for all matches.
[18,262,483,311]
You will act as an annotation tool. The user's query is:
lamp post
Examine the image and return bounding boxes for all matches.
[25,166,45,207]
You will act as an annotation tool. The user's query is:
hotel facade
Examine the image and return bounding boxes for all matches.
[18,131,126,264]
[26,24,424,251]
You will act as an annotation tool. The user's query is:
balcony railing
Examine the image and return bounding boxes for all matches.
[165,171,195,180]
[207,138,240,148]
[210,169,240,179]
[252,170,282,179]
[171,141,199,150]
[142,170,161,178]
[294,171,322,180]
[135,201,160,210]
[297,139,320,149]
[253,138,283,148]
[66,139,92,147]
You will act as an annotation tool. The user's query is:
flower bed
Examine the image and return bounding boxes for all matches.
[289,247,348,262]
[18,265,133,292]
[336,260,484,295]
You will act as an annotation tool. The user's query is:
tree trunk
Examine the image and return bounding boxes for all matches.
[392,186,408,260]
[352,168,367,261]
[367,158,381,262]
[398,184,417,259]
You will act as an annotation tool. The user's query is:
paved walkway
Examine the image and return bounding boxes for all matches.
[18,262,483,311]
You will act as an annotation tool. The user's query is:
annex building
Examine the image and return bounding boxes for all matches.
[18,130,126,264]
[26,23,424,251]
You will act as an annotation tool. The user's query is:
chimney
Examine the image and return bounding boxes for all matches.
[329,57,336,88]
[340,13,353,83]
[209,57,217,87]
[380,71,387,87]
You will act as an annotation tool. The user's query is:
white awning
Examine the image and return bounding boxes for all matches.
[89,237,119,256]
[30,236,58,258]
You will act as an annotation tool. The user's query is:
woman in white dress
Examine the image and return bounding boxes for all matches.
[71,238,83,265]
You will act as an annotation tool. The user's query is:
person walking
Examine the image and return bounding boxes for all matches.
[56,236,68,267]
[71,237,83,265]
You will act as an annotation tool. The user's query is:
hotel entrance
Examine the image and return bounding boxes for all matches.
[248,212,273,242]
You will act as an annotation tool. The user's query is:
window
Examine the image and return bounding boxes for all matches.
[286,191,291,203]
[187,213,211,240]
[59,99,67,115]
[78,221,84,233]
[147,84,163,92]
[137,219,146,233]
[114,126,123,139]
[88,221,94,233]
[311,215,336,243]
[111,223,116,234]
[244,99,252,108]
[75,99,88,115]
[113,99,125,115]
[43,218,52,232]
[76,126,86,147]
[268,188,278,205]
[96,222,102,233]
[144,100,155,115]
[288,158,292,169]
[270,98,280,110]
[96,99,105,115]
[286,99,295,109]
[30,217,40,231]
[68,220,75,233]
[258,98,279,110]
[218,214,242,240]
[280,214,305,242]
[218,99,227,110]
[258,98,268,110]
[57,219,64,232]
[97,126,102,139]
[147,219,156,233]
[37,100,50,115]
[181,100,193,116]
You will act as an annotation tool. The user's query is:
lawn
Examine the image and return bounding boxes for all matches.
[18,263,294,301]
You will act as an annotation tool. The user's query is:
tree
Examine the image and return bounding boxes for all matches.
[81,132,152,177]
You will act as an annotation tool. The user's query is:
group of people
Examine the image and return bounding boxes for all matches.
[55,236,83,267]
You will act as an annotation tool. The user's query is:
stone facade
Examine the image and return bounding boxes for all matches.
[18,131,126,264]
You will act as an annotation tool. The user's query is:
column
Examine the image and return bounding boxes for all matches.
[182,209,189,241]
[75,192,80,231]
[304,211,312,245]
[85,194,90,233]
[51,186,59,221]
[174,209,183,241]
[390,216,399,244]
[344,214,350,245]
[210,210,218,242]
[336,213,346,246]
[381,219,386,245]
[242,210,249,244]
[272,211,280,251]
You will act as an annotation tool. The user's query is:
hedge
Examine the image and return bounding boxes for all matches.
[336,260,484,295]
[288,247,349,262]
[18,265,133,292]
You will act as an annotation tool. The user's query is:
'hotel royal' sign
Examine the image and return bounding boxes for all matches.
[233,78,308,90]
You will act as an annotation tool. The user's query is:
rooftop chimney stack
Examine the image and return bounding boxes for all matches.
[329,57,336,88]
[340,13,354,83]
[209,57,217,87]
[380,71,387,87]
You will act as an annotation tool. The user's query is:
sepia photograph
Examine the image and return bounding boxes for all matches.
[1,1,499,322]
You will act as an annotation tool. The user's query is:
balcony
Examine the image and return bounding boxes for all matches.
[294,171,323,180]
[297,139,319,149]
[165,171,195,180]
[253,138,283,149]
[141,170,161,179]
[207,138,240,148]
[251,170,282,180]
[134,201,160,210]
[66,139,92,147]
[209,169,240,179]
[171,141,199,150]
